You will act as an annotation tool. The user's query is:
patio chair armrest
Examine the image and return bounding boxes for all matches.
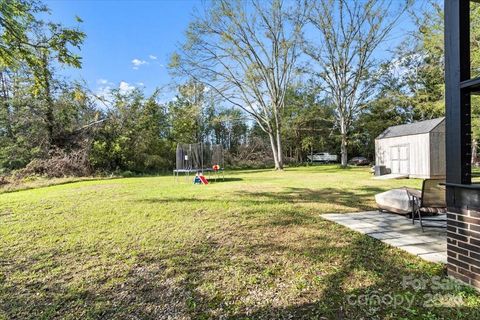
[404,187,421,200]
[404,188,421,217]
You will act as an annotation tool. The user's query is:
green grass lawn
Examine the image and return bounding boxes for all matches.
[1,166,479,319]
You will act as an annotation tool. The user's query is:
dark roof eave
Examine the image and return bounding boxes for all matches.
[375,131,430,140]
[376,117,445,140]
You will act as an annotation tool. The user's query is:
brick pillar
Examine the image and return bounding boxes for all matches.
[447,187,480,288]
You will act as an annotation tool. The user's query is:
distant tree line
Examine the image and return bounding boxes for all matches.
[0,0,477,177]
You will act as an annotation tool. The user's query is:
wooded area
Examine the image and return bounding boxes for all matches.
[1,0,479,177]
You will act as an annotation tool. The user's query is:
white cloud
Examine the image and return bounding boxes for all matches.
[149,55,157,60]
[92,80,137,108]
[97,78,109,85]
[132,58,147,66]
[119,81,135,94]
[95,86,112,100]
[93,83,114,109]
[136,82,145,87]
[96,85,111,96]
[131,58,147,70]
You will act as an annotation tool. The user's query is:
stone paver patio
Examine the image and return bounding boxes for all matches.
[322,211,447,263]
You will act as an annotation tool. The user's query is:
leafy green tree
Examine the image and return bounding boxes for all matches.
[393,1,480,163]
[168,80,207,145]
[90,89,171,173]
[282,86,336,163]
[355,102,410,161]
[212,108,248,153]
[0,0,87,173]
[393,2,444,120]
[0,0,85,147]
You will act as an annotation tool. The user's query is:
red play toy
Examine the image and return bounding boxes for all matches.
[199,175,209,184]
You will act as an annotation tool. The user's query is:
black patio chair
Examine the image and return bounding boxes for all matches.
[406,179,447,231]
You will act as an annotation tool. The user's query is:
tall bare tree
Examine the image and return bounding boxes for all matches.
[304,0,409,167]
[170,0,305,170]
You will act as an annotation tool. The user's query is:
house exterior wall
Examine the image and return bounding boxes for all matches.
[375,133,431,178]
[429,121,446,178]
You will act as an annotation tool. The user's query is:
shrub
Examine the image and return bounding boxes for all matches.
[120,170,134,177]
[15,148,92,178]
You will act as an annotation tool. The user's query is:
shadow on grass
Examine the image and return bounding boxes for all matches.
[233,186,385,208]
[292,164,361,172]
[209,177,243,183]
[136,186,386,211]
[172,177,243,184]
[0,176,121,194]
[226,168,280,175]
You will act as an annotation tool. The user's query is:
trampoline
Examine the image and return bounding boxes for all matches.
[173,143,225,182]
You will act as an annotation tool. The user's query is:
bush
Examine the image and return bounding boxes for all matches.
[15,148,92,178]
[120,170,134,177]
[226,138,274,169]
[0,176,9,186]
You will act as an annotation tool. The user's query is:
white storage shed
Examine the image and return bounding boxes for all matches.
[375,117,445,179]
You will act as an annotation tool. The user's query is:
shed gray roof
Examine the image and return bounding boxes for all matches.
[376,117,445,140]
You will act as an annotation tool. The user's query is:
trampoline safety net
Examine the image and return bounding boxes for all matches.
[175,143,224,172]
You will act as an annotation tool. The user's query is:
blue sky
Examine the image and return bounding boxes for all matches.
[46,0,201,101]
[45,0,429,102]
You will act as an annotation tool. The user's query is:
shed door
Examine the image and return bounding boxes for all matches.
[390,145,409,174]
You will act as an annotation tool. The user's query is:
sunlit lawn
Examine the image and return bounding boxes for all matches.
[473,166,480,182]
[1,166,479,319]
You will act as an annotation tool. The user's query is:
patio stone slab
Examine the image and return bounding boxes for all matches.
[418,252,448,264]
[336,221,377,229]
[383,236,439,247]
[352,227,388,234]
[368,231,406,240]
[401,242,446,255]
[321,211,447,264]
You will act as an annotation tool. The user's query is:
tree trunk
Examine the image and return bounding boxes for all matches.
[340,134,348,167]
[472,138,479,166]
[275,126,284,170]
[268,132,281,170]
[340,118,348,167]
[0,71,13,139]
[273,107,284,170]
[41,54,55,148]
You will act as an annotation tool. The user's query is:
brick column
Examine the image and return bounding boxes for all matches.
[447,208,480,287]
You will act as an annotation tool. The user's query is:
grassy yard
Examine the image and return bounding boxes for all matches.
[1,166,479,319]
